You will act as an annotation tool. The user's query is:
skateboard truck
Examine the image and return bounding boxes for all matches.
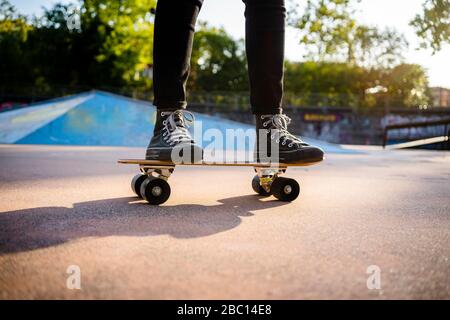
[139,165,174,180]
[254,167,286,193]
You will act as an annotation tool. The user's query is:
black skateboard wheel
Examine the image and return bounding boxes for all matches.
[131,174,148,198]
[271,177,300,202]
[140,177,171,205]
[252,175,271,197]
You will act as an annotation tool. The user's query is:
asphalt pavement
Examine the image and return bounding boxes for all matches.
[0,144,449,299]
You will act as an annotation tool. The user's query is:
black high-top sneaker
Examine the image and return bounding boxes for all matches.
[255,114,324,164]
[146,110,203,163]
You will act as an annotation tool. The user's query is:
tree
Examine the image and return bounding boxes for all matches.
[82,0,156,88]
[381,64,431,108]
[288,0,357,59]
[284,61,431,109]
[410,0,450,53]
[190,23,248,91]
[288,0,408,67]
[0,0,157,90]
[0,0,33,86]
[0,0,433,111]
[26,3,82,89]
[350,26,408,68]
[284,61,379,108]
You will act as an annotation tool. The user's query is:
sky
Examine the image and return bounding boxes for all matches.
[10,0,450,88]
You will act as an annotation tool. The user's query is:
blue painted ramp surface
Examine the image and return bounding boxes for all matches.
[0,93,92,144]
[16,92,155,146]
[0,90,355,154]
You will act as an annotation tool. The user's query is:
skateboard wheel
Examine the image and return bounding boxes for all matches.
[140,177,171,205]
[252,175,271,197]
[131,174,148,198]
[271,177,300,202]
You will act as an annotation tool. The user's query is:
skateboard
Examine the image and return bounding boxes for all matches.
[118,159,322,205]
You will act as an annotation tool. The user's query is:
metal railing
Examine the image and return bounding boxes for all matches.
[1,86,446,112]
[383,119,450,149]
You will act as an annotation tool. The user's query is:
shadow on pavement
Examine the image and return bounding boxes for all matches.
[0,195,288,254]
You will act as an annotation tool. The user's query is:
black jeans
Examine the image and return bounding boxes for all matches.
[153,0,285,114]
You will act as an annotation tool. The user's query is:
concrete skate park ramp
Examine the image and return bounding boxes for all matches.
[0,91,347,153]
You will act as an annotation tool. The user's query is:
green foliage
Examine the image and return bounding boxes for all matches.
[83,0,155,86]
[0,0,155,90]
[0,0,433,109]
[381,64,431,108]
[26,3,82,90]
[410,0,450,53]
[284,61,430,108]
[290,0,358,58]
[284,61,375,107]
[190,23,248,91]
[289,0,408,67]
[0,0,33,85]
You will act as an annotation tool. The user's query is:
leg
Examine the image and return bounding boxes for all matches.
[244,0,324,164]
[153,0,204,110]
[243,0,286,114]
[147,0,204,162]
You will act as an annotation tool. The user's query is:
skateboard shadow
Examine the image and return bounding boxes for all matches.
[0,195,288,254]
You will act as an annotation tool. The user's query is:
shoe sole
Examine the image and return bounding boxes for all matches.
[146,146,203,163]
[255,152,324,164]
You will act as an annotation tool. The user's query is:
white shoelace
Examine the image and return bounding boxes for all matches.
[261,114,303,148]
[161,110,195,146]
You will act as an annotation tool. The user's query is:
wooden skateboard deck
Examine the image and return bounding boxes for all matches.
[118,159,322,167]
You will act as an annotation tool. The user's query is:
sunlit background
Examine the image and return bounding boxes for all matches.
[10,0,450,87]
[1,0,449,148]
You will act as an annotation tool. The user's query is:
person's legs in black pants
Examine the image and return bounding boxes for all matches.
[153,0,284,113]
[148,0,323,163]
[146,0,204,161]
[244,0,324,163]
[152,0,203,110]
[243,0,285,115]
